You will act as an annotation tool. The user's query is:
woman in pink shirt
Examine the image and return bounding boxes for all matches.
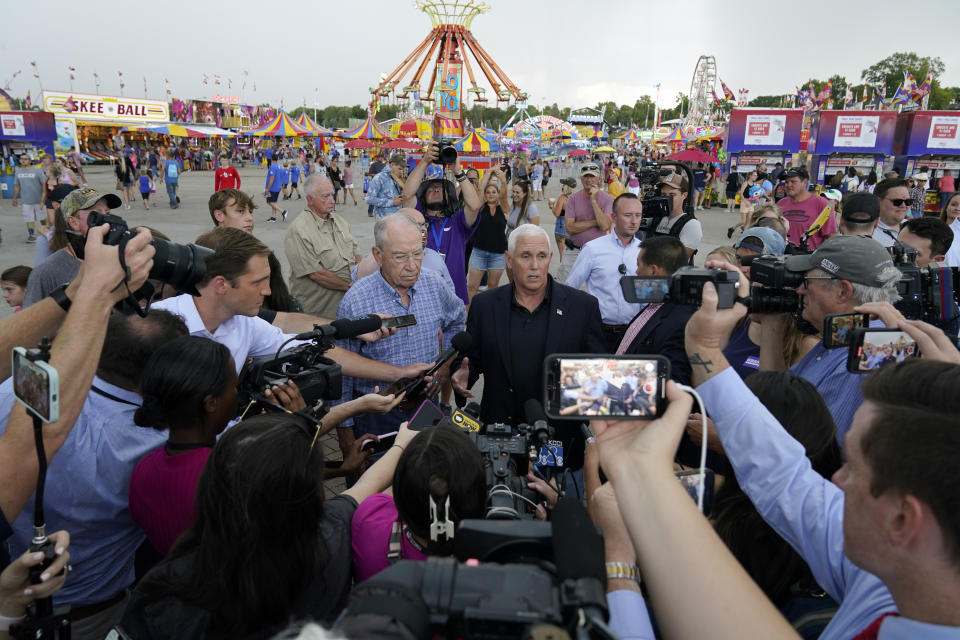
[350,424,487,582]
[128,337,238,556]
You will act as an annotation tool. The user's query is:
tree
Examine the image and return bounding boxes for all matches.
[861,52,945,90]
[748,95,786,108]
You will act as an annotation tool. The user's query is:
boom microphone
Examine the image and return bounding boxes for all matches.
[432,331,473,371]
[523,398,551,449]
[293,314,383,340]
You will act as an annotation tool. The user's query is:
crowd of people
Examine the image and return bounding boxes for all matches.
[0,138,958,640]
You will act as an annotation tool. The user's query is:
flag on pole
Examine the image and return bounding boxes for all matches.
[68,66,76,80]
[202,74,209,85]
[711,88,723,107]
[165,78,171,96]
[143,76,147,96]
[720,79,735,101]
[214,75,221,86]
[30,61,38,78]
[25,90,31,109]
[844,85,854,109]
[914,70,933,100]
[118,71,125,90]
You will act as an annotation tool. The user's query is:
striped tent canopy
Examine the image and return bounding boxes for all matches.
[294,113,333,136]
[616,128,641,143]
[122,123,237,138]
[656,127,688,143]
[242,112,311,136]
[452,129,499,153]
[342,116,391,140]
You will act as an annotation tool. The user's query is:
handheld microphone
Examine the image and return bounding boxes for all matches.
[383,332,474,411]
[293,314,383,341]
[429,331,473,374]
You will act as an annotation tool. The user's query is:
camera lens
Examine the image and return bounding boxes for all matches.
[748,289,801,314]
[149,238,213,296]
[438,144,458,165]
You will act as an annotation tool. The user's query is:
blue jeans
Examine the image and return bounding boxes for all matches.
[165,182,177,207]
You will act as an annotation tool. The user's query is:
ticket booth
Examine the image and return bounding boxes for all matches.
[894,110,960,213]
[808,110,898,186]
[725,108,804,175]
[0,111,56,199]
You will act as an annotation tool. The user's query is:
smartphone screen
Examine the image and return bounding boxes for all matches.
[381,314,417,330]
[408,399,445,431]
[544,355,668,420]
[620,275,671,304]
[823,313,870,348]
[848,329,919,373]
[12,348,59,423]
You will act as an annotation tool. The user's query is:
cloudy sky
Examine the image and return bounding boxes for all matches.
[3,0,959,113]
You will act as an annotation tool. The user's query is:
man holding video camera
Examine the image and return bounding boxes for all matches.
[401,141,482,305]
[682,263,960,640]
[754,235,900,440]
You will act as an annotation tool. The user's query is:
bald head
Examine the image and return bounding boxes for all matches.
[374,212,422,251]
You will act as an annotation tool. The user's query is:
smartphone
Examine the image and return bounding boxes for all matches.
[620,275,672,304]
[823,312,870,348]
[544,354,669,420]
[360,431,398,454]
[408,399,445,431]
[12,347,59,423]
[381,314,417,330]
[847,328,919,373]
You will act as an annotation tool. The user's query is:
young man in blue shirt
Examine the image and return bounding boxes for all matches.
[263,158,287,222]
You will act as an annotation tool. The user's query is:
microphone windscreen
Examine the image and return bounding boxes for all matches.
[551,498,606,583]
[450,331,473,352]
[524,398,548,425]
[330,314,383,339]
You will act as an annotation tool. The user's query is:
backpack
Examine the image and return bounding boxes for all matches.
[645,212,699,264]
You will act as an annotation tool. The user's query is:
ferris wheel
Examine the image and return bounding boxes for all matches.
[685,55,718,128]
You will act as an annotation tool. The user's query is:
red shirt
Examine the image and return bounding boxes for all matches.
[214,167,241,191]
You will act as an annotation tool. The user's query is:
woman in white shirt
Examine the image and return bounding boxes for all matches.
[941,192,960,267]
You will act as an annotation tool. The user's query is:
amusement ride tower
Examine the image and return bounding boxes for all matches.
[369,0,525,137]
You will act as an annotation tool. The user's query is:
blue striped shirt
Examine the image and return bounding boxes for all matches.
[789,338,865,445]
[337,268,465,398]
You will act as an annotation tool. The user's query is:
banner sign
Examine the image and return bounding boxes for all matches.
[1,114,25,137]
[436,63,462,121]
[726,109,804,152]
[42,91,169,122]
[834,115,880,148]
[927,115,960,150]
[743,114,786,146]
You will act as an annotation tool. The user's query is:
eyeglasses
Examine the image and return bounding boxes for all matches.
[389,250,425,264]
[801,275,837,288]
[886,198,911,207]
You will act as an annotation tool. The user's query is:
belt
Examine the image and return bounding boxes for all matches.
[70,590,127,622]
[602,323,630,333]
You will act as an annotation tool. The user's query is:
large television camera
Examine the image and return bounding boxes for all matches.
[891,244,960,328]
[635,160,696,228]
[748,255,805,314]
[338,499,616,640]
[454,400,553,521]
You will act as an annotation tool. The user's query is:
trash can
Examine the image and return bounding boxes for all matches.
[0,174,14,199]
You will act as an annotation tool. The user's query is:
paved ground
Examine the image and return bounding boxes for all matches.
[0,162,740,495]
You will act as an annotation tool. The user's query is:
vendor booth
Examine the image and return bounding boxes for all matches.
[725,108,804,175]
[1,111,56,198]
[894,111,960,213]
[807,110,897,186]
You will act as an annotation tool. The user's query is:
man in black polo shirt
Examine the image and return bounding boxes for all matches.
[452,223,606,471]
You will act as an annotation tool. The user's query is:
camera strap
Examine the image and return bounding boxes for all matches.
[91,385,140,407]
[387,520,425,565]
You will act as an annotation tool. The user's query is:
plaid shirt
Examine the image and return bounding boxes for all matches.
[364,167,404,218]
[337,268,465,398]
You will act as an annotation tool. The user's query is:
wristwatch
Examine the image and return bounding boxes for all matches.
[49,284,72,313]
[455,171,467,182]
[605,561,641,584]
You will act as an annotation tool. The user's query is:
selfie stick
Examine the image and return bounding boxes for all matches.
[10,338,72,640]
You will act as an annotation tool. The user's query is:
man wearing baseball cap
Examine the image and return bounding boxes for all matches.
[838,192,881,237]
[556,162,614,282]
[644,172,702,261]
[761,235,901,441]
[23,187,123,308]
[734,227,786,277]
[777,166,837,250]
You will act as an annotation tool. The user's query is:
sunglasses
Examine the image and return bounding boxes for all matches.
[886,198,911,207]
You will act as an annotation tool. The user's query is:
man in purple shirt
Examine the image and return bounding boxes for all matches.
[402,142,482,304]
[556,162,614,282]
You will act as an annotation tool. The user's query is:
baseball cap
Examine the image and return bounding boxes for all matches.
[559,177,577,188]
[915,171,930,182]
[580,162,601,177]
[735,227,786,256]
[45,184,79,208]
[59,186,123,218]
[841,192,880,223]
[659,172,689,191]
[822,189,842,202]
[782,166,809,181]
[785,235,895,288]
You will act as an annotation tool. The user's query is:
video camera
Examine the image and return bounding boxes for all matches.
[339,500,615,640]
[636,160,696,225]
[891,244,960,328]
[454,401,552,521]
[748,255,805,314]
[620,266,740,308]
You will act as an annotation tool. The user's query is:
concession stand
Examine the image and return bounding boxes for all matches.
[1,111,56,198]
[894,111,960,213]
[807,110,898,186]
[725,108,804,175]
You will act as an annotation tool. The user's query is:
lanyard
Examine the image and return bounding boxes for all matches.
[429,217,446,251]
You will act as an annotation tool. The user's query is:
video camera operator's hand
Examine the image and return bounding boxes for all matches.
[592,381,694,480]
[79,224,155,303]
[263,379,307,412]
[526,469,560,520]
[0,530,71,619]
[685,259,750,352]
[421,140,439,165]
[856,302,960,365]
[451,357,473,398]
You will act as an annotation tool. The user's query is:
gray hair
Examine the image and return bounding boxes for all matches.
[303,174,332,197]
[374,213,421,251]
[814,266,902,305]
[507,223,551,254]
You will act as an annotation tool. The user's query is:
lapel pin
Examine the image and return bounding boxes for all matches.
[556,309,563,316]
